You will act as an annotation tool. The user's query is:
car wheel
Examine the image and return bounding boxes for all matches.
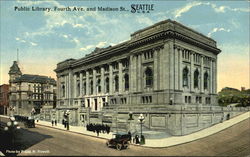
[106,142,109,147]
[116,144,122,150]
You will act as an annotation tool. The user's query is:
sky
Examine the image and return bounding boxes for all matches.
[0,0,249,92]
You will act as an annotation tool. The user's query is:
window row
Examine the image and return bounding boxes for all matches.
[61,67,154,97]
[184,96,211,104]
[183,67,209,90]
[142,95,152,104]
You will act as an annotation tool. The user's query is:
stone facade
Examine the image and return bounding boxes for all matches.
[8,61,57,119]
[55,19,225,135]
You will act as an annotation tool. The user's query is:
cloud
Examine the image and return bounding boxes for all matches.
[211,3,250,13]
[30,42,38,46]
[173,1,203,18]
[173,1,250,18]
[135,16,154,26]
[16,37,26,43]
[96,41,107,48]
[80,45,95,52]
[208,27,231,37]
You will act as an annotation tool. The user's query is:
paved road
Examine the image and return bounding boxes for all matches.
[3,118,249,156]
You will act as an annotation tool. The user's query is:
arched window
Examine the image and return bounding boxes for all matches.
[145,67,153,87]
[114,75,119,92]
[124,74,129,90]
[204,72,208,90]
[90,80,93,95]
[77,82,80,96]
[97,79,101,93]
[62,84,65,97]
[194,69,199,88]
[83,82,86,95]
[105,77,109,93]
[183,67,189,87]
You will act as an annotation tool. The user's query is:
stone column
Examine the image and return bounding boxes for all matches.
[129,55,134,92]
[179,48,183,91]
[215,58,217,94]
[57,76,60,99]
[131,56,136,92]
[212,59,216,94]
[159,48,163,90]
[93,69,96,95]
[137,54,142,92]
[69,70,73,105]
[73,73,77,98]
[66,75,68,99]
[80,72,83,97]
[190,51,194,92]
[118,61,123,93]
[134,55,138,92]
[210,58,213,94]
[86,71,89,95]
[153,49,158,91]
[101,67,105,94]
[201,56,204,93]
[174,46,179,90]
[109,64,113,94]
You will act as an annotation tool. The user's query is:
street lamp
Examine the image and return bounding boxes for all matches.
[138,114,145,142]
[4,116,20,146]
[128,111,134,132]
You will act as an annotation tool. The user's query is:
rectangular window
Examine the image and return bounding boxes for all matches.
[87,99,90,107]
[188,96,191,103]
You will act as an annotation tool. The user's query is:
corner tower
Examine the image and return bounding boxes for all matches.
[9,61,22,84]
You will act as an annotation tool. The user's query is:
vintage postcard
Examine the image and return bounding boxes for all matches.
[0,0,249,156]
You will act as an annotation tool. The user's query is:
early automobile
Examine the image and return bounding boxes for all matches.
[106,133,131,150]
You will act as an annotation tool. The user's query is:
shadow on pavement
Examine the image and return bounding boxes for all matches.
[0,128,53,157]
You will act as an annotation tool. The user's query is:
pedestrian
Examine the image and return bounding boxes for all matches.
[97,129,100,136]
[135,135,139,144]
[52,120,54,126]
[55,120,57,126]
[128,131,132,143]
[107,125,110,134]
[64,120,67,128]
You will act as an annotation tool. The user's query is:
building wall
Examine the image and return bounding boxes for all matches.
[55,20,222,131]
[9,81,56,117]
[0,84,9,115]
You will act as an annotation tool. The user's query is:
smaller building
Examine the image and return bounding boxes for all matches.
[8,61,57,120]
[0,84,9,115]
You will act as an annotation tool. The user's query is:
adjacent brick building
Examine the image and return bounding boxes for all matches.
[0,84,9,115]
[8,61,57,119]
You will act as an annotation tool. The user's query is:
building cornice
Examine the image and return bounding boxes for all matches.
[55,19,221,73]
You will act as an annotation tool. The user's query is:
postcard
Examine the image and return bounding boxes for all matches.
[0,0,249,156]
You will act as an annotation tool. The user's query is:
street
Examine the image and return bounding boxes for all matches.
[1,118,249,156]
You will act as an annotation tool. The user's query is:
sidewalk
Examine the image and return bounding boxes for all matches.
[35,111,250,148]
[35,121,113,140]
[143,111,250,147]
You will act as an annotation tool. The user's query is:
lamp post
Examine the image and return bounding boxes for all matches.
[128,111,134,132]
[4,116,20,146]
[138,113,145,142]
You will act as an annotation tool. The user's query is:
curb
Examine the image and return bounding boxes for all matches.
[36,123,109,141]
[36,123,142,147]
[34,112,250,149]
